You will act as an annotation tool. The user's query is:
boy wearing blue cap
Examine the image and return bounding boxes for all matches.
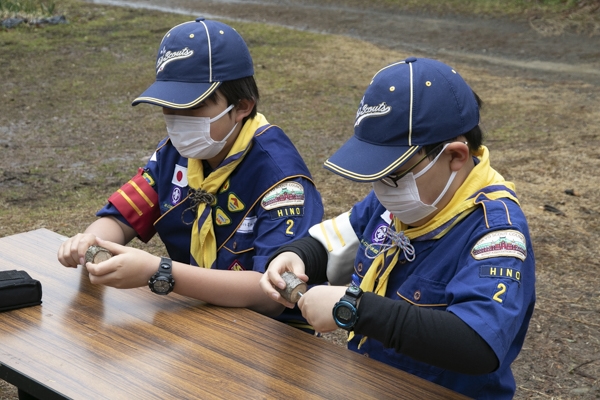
[58,18,324,323]
[260,57,535,398]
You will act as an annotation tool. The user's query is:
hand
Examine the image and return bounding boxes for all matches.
[298,285,347,333]
[259,252,308,309]
[84,238,160,289]
[57,233,98,268]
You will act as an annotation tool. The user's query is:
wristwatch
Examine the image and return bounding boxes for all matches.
[148,257,175,295]
[332,285,363,331]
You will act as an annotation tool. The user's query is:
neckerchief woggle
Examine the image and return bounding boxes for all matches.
[350,146,519,346]
[187,113,269,268]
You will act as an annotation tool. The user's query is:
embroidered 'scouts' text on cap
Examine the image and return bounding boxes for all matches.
[132,17,254,109]
[324,57,480,182]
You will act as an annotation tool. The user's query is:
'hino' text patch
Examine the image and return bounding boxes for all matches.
[479,266,521,283]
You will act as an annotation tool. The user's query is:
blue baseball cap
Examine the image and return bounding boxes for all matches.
[324,57,480,182]
[132,18,254,109]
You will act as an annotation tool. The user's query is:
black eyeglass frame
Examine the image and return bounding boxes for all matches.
[379,144,446,188]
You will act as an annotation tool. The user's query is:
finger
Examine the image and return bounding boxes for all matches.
[268,268,287,290]
[88,270,112,286]
[95,237,126,255]
[265,285,297,309]
[259,274,280,297]
[260,275,296,308]
[86,257,117,277]
[66,235,88,267]
[76,235,96,265]
[58,241,78,268]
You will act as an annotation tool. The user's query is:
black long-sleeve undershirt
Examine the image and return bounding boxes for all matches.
[268,236,499,375]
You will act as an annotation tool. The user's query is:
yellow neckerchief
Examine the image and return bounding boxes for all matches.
[351,146,518,344]
[188,113,269,268]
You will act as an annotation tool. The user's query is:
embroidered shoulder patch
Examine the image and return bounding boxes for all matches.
[142,171,155,186]
[471,230,527,261]
[261,182,305,210]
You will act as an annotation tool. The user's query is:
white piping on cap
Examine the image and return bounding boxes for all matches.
[408,62,414,146]
[199,21,212,82]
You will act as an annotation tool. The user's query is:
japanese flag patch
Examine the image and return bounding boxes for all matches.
[172,164,188,187]
[471,230,527,261]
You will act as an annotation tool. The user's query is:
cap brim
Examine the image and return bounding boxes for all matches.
[132,80,221,109]
[324,136,421,182]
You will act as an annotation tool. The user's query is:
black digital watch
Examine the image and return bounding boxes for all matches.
[332,285,363,331]
[148,257,175,295]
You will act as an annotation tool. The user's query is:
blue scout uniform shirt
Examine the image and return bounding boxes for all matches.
[97,123,324,328]
[347,189,535,399]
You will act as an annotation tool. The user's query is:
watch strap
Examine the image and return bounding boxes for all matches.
[342,285,363,303]
[158,257,172,272]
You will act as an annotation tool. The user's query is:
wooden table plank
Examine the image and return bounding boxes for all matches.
[0,229,469,399]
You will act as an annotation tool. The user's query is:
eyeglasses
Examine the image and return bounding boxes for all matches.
[379,152,431,187]
[379,141,468,187]
[379,144,449,188]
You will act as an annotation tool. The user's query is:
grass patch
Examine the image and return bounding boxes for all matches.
[0,0,56,19]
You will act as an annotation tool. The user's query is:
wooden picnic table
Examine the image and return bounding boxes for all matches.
[0,228,469,399]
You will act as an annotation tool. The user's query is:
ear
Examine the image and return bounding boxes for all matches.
[447,142,470,172]
[233,99,255,123]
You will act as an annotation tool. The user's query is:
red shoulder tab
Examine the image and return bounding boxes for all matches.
[108,168,159,242]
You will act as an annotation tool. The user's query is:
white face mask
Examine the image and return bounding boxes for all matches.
[373,143,457,225]
[164,104,237,159]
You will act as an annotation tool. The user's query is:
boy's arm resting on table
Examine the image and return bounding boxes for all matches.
[83,239,286,317]
[170,262,286,317]
[355,293,499,375]
[270,234,499,375]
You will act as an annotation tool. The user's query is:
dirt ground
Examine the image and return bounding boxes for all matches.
[1,0,600,399]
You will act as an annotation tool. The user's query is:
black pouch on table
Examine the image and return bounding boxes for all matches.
[0,270,42,312]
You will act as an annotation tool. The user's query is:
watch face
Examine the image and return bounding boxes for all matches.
[333,300,357,330]
[335,306,353,323]
[153,277,171,293]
